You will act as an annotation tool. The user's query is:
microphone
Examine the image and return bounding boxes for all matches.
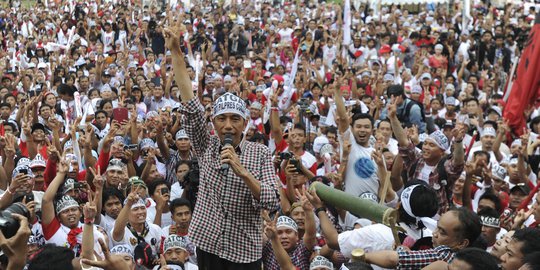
[221,134,234,173]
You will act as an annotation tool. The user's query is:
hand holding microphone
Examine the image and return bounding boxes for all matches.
[220,134,249,178]
[220,134,234,174]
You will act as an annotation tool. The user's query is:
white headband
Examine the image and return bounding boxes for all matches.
[400,185,437,231]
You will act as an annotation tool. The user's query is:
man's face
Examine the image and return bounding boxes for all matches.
[153,87,164,99]
[477,199,497,213]
[164,248,189,264]
[532,192,540,221]
[467,101,479,115]
[79,78,89,91]
[509,190,527,210]
[277,227,299,252]
[212,113,247,147]
[31,129,46,142]
[32,167,45,191]
[500,239,525,270]
[290,207,306,230]
[40,106,51,119]
[128,206,147,225]
[432,211,466,249]
[288,128,306,150]
[0,106,10,117]
[378,121,392,140]
[104,196,122,219]
[491,230,515,259]
[172,205,192,229]
[482,224,500,246]
[96,113,108,127]
[481,135,495,151]
[106,169,124,188]
[58,207,82,229]
[175,138,190,152]
[351,118,372,146]
[421,139,444,163]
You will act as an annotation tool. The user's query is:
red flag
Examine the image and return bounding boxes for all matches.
[503,13,540,136]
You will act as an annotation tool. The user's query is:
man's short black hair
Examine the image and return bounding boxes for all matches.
[95,109,108,118]
[463,97,479,106]
[479,192,503,214]
[386,84,405,98]
[0,102,11,109]
[28,244,75,270]
[170,198,192,213]
[523,251,540,270]
[453,248,499,270]
[351,113,374,128]
[147,180,171,196]
[101,187,125,214]
[57,83,76,97]
[513,228,540,257]
[452,207,482,247]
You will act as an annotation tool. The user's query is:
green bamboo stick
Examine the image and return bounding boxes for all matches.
[311,182,398,227]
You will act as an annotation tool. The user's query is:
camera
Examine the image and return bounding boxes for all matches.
[160,187,169,195]
[182,160,200,209]
[289,158,302,173]
[19,169,28,175]
[280,152,293,160]
[0,203,30,238]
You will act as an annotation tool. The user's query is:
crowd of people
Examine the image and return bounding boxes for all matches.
[0,0,539,269]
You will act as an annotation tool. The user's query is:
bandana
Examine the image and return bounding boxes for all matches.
[110,244,134,258]
[163,235,189,252]
[16,157,32,167]
[276,216,298,232]
[480,215,500,228]
[62,178,78,194]
[213,92,248,119]
[492,164,507,181]
[481,127,497,138]
[127,198,146,210]
[139,138,154,150]
[175,129,189,140]
[55,195,79,214]
[425,130,450,154]
[107,159,126,172]
[310,255,333,270]
[12,165,34,178]
[400,185,437,231]
[30,154,46,168]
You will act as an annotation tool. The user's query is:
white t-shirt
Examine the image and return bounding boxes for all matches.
[419,164,436,183]
[43,218,105,256]
[146,198,174,228]
[110,222,163,256]
[341,128,379,196]
[171,182,184,201]
[338,223,394,257]
[99,214,116,237]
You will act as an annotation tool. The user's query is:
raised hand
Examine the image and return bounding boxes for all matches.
[261,210,279,241]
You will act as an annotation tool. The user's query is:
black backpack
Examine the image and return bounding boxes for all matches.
[399,99,427,127]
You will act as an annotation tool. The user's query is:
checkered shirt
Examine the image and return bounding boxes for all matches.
[182,98,280,263]
[397,245,455,270]
[262,241,311,270]
[399,142,464,214]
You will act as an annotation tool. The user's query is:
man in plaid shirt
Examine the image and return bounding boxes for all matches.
[387,86,466,214]
[165,24,280,269]
[364,208,482,269]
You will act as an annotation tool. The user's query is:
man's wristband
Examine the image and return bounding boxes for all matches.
[454,139,463,143]
[315,207,327,215]
[84,218,95,225]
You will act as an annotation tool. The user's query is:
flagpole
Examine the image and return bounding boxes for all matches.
[503,56,519,102]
